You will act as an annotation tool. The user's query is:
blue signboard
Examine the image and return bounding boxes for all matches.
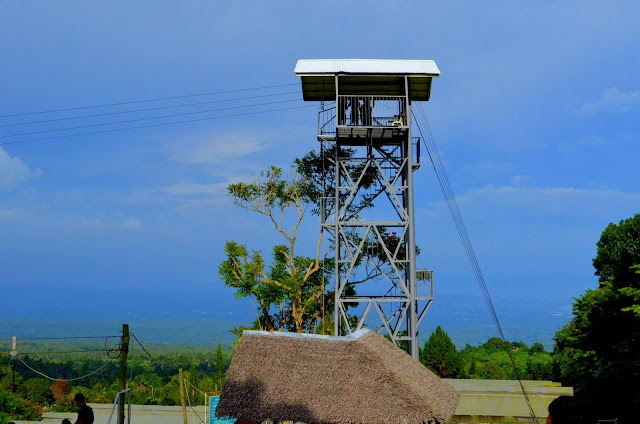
[210,396,236,424]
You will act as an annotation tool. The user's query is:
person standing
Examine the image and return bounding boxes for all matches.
[74,393,94,424]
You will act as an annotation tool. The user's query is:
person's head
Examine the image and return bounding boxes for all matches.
[547,395,594,424]
[74,393,86,406]
[62,419,72,424]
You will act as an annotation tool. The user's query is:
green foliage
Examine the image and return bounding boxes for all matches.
[219,242,334,333]
[0,342,233,413]
[214,342,225,389]
[0,387,44,421]
[22,378,55,405]
[420,326,462,378]
[552,213,640,422]
[314,314,335,336]
[219,165,338,334]
[295,148,377,217]
[419,328,553,381]
[529,342,545,354]
[593,214,640,289]
[296,149,419,270]
[620,264,640,316]
[458,336,552,380]
[230,326,251,355]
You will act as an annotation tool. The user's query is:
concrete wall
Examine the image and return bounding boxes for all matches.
[35,403,209,424]
[445,379,573,423]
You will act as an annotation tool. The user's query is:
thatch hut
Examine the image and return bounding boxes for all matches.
[216,329,459,424]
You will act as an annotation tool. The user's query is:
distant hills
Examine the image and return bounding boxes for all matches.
[0,292,571,351]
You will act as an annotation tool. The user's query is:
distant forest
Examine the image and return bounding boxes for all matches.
[0,340,230,423]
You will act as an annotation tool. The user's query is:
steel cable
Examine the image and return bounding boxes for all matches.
[0,83,299,118]
[411,101,538,424]
[16,356,112,382]
[0,104,316,147]
[0,91,301,128]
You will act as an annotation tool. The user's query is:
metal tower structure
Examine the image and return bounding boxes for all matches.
[295,59,440,358]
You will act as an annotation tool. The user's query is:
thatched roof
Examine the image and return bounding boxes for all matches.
[216,329,459,424]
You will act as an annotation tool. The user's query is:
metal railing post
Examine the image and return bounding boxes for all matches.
[106,389,131,424]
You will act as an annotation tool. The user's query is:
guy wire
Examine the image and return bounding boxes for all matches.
[410,93,538,424]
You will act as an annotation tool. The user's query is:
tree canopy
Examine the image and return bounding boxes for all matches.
[420,325,462,378]
[218,166,332,333]
[553,213,640,423]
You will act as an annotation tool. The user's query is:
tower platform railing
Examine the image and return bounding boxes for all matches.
[318,95,408,139]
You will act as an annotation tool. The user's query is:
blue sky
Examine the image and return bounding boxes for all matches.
[1,1,639,336]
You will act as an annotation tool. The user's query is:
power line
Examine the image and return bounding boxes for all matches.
[411,102,538,424]
[106,335,123,360]
[183,376,208,396]
[0,83,299,118]
[1,98,302,139]
[0,90,301,128]
[0,104,315,147]
[16,355,113,381]
[0,335,120,341]
[17,350,109,355]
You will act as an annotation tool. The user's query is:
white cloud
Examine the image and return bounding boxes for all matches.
[509,175,533,187]
[173,197,230,210]
[461,161,516,174]
[73,216,143,231]
[557,133,639,153]
[422,185,640,222]
[145,176,249,210]
[579,88,640,115]
[78,217,105,228]
[0,147,41,190]
[122,219,143,231]
[157,182,231,196]
[169,132,267,165]
[0,209,15,218]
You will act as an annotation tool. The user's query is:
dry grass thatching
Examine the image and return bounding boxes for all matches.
[216,329,459,424]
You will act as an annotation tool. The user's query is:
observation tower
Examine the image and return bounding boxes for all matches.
[295,59,440,358]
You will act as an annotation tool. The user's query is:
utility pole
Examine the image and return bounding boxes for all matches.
[118,324,130,424]
[179,368,188,424]
[10,336,17,392]
[11,360,15,392]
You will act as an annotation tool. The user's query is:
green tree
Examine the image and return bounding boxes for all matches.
[296,148,420,276]
[420,326,461,378]
[219,166,331,334]
[0,390,42,422]
[214,342,225,389]
[22,378,55,406]
[529,342,545,354]
[459,339,552,380]
[553,213,640,422]
[524,358,552,380]
[188,360,198,401]
[621,264,640,316]
[295,148,378,218]
[482,361,504,380]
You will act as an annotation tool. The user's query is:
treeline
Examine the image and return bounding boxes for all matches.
[419,325,552,380]
[0,342,230,423]
[420,213,640,423]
